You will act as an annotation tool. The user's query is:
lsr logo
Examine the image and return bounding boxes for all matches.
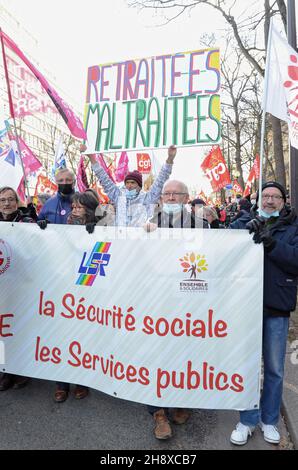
[76,242,111,286]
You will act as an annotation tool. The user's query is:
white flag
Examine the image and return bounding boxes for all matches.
[51,136,66,181]
[0,139,24,191]
[263,21,298,148]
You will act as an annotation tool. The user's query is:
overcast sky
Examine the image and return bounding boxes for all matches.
[2,0,229,103]
[0,0,263,192]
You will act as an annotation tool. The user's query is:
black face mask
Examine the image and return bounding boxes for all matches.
[58,184,73,195]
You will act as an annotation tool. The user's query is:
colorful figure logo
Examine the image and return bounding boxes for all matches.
[179,252,208,280]
[76,242,111,286]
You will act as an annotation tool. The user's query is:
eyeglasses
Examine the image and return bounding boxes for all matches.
[0,197,17,204]
[162,192,187,197]
[262,195,283,200]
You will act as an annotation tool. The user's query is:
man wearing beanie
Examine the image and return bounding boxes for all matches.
[82,145,176,226]
[230,181,298,446]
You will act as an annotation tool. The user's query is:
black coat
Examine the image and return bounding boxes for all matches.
[0,209,34,223]
[151,208,209,229]
[230,205,298,316]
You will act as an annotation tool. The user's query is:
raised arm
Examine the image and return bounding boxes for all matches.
[80,144,120,203]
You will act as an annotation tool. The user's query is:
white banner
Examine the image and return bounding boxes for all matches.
[0,224,263,409]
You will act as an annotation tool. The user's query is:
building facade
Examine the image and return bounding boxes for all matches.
[0,3,82,191]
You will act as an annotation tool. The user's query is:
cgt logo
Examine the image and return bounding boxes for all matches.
[76,242,111,287]
[0,240,12,276]
[137,153,152,174]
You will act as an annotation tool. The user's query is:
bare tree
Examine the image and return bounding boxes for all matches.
[128,0,288,186]
[221,41,253,189]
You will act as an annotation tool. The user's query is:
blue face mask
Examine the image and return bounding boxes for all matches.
[163,203,183,215]
[125,189,138,200]
[258,208,280,219]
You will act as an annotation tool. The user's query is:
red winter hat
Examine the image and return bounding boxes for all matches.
[124,171,143,188]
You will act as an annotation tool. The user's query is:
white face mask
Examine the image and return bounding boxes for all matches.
[251,199,256,206]
[125,189,138,200]
[163,203,183,215]
[258,208,280,219]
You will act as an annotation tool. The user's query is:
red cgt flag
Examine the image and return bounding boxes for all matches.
[243,155,260,197]
[137,153,152,174]
[201,146,231,192]
[34,174,57,197]
[232,179,243,195]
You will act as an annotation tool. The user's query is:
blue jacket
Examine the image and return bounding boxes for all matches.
[229,210,252,229]
[230,206,298,315]
[37,192,73,224]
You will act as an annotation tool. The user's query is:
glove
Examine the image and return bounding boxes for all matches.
[86,222,96,234]
[253,228,276,252]
[37,219,48,230]
[246,215,266,234]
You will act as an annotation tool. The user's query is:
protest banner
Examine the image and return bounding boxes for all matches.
[0,224,262,409]
[84,48,221,153]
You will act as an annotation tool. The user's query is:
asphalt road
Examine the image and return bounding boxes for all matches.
[0,378,292,450]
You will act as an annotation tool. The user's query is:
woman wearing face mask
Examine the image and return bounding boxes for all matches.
[54,191,98,403]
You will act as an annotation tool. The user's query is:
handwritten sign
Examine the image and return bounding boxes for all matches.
[84,49,221,153]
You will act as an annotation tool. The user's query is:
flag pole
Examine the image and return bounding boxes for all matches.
[259,19,274,210]
[0,28,30,200]
[287,0,298,209]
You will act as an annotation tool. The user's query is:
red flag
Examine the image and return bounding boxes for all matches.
[115,152,129,183]
[13,135,42,176]
[34,174,58,197]
[96,154,116,183]
[0,30,86,139]
[201,146,231,192]
[137,153,152,174]
[243,155,260,197]
[76,155,89,192]
[91,183,109,204]
[33,174,58,212]
[232,179,243,195]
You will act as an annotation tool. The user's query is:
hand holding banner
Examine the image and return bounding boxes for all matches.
[0,224,263,410]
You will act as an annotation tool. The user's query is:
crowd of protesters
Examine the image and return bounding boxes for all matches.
[1,145,298,447]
